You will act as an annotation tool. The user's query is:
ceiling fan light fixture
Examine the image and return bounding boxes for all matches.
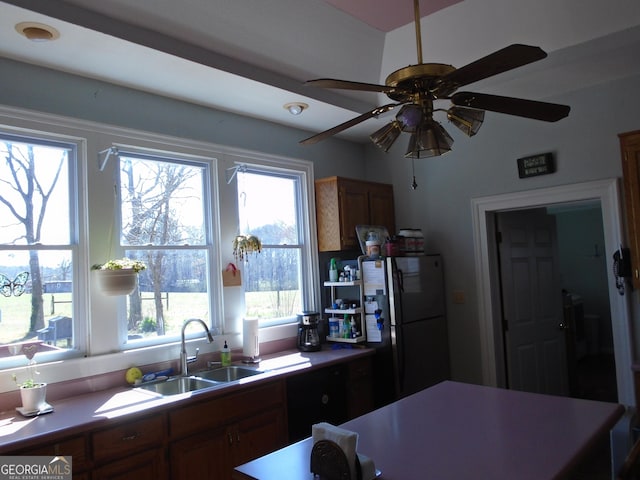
[284,102,308,115]
[405,118,453,159]
[370,121,402,152]
[447,107,485,136]
[396,104,424,133]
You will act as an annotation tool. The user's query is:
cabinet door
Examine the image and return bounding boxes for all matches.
[315,176,395,252]
[21,435,89,474]
[620,130,640,289]
[170,428,228,480]
[338,180,368,249]
[346,357,374,419]
[231,407,286,470]
[93,448,166,480]
[286,365,348,442]
[368,183,395,235]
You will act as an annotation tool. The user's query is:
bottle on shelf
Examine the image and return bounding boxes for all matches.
[329,257,338,282]
[342,314,351,339]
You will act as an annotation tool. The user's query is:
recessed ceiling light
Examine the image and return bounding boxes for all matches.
[284,102,308,115]
[15,22,60,42]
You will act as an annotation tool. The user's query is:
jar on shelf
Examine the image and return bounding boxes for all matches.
[398,229,416,255]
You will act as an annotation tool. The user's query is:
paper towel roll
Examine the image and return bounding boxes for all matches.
[243,317,260,361]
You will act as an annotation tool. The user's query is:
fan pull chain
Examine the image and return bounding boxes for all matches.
[411,159,418,190]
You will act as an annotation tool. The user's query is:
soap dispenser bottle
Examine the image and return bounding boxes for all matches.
[221,340,231,366]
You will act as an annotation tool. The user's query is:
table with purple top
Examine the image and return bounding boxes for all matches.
[233,381,625,480]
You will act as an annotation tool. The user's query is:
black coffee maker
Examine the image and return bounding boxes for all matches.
[297,311,321,352]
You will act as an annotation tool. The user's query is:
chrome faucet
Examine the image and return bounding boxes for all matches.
[180,318,214,376]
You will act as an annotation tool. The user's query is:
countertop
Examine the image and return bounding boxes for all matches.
[234,381,625,480]
[0,346,372,451]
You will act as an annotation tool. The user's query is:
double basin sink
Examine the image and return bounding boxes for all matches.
[135,366,264,396]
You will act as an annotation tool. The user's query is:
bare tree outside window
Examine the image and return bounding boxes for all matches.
[237,170,303,322]
[118,155,211,341]
[0,137,73,350]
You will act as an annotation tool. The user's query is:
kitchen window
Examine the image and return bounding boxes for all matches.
[235,163,318,327]
[116,151,216,346]
[0,104,318,392]
[0,132,82,368]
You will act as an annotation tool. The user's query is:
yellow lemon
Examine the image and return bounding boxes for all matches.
[125,367,143,384]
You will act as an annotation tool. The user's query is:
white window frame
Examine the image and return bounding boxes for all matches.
[223,150,321,341]
[234,161,318,328]
[0,104,318,393]
[0,126,88,369]
[113,148,219,349]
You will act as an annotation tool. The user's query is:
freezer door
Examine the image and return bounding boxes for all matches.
[387,255,445,325]
[395,316,450,397]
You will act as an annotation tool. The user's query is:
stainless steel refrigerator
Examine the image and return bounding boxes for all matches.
[360,254,450,406]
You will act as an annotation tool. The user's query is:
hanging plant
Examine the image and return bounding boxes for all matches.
[91,258,147,273]
[233,235,262,262]
[91,258,146,296]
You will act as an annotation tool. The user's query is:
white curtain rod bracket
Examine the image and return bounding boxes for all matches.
[226,164,247,184]
[98,146,120,171]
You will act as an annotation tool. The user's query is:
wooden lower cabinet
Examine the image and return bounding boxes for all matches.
[171,427,228,479]
[170,407,285,480]
[346,356,374,419]
[169,380,287,480]
[92,448,166,480]
[17,434,89,480]
[0,364,375,479]
[231,407,285,469]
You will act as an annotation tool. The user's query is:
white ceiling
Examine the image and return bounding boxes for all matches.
[1,0,640,144]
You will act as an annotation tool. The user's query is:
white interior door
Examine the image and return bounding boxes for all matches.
[497,209,569,395]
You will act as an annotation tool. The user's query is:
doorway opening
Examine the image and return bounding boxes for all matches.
[496,205,617,402]
[471,179,634,406]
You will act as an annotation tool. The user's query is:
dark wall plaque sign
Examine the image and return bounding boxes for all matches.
[517,152,555,178]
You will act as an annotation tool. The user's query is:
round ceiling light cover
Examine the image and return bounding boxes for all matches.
[15,22,60,42]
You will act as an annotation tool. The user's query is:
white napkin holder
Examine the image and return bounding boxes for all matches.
[310,422,377,480]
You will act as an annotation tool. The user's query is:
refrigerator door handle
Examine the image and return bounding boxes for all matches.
[395,264,404,293]
[398,338,405,394]
[394,326,406,396]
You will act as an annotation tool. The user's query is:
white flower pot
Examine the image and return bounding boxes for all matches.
[96,269,138,296]
[20,383,47,412]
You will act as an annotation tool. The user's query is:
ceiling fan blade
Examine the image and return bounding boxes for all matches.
[451,92,570,122]
[300,104,398,145]
[436,44,547,94]
[305,78,392,93]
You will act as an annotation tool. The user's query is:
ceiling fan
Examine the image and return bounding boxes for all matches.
[300,0,570,158]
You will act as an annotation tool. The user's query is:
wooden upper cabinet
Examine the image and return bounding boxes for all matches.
[368,182,396,230]
[620,130,640,289]
[315,176,395,252]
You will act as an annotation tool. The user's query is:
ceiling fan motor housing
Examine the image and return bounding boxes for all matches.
[385,63,456,102]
